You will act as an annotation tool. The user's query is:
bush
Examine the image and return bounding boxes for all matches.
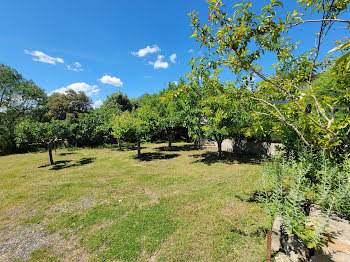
[261,150,350,248]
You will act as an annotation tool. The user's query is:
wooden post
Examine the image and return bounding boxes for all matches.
[267,230,272,261]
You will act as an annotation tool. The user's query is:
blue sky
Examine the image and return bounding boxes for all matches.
[0,0,347,107]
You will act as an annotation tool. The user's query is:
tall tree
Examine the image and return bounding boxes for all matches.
[0,64,47,154]
[46,89,92,122]
[158,83,184,147]
[102,91,132,112]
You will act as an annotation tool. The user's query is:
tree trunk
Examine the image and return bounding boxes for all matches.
[118,140,122,151]
[168,133,172,148]
[217,139,223,159]
[137,139,141,158]
[49,147,54,165]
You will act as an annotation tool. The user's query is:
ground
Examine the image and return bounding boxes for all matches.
[0,142,271,262]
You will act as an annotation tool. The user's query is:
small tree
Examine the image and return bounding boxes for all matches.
[159,82,184,147]
[112,111,134,150]
[133,106,157,158]
[15,120,70,165]
[200,75,242,158]
[176,79,205,148]
[112,107,156,158]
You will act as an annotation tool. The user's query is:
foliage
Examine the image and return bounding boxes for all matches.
[112,105,158,157]
[112,111,134,149]
[262,151,350,248]
[102,91,133,112]
[0,64,48,154]
[176,79,205,144]
[188,0,350,157]
[72,106,120,147]
[15,120,71,164]
[200,74,250,156]
[45,89,92,122]
[158,82,184,147]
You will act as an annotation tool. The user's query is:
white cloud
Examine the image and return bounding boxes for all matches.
[188,49,194,53]
[98,75,123,87]
[51,82,99,96]
[132,45,161,57]
[93,100,103,108]
[24,49,64,65]
[66,62,83,71]
[149,55,169,69]
[170,53,177,63]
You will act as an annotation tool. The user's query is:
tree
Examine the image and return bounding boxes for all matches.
[46,89,92,122]
[0,64,47,154]
[112,111,134,150]
[176,79,205,147]
[199,74,248,157]
[15,120,70,165]
[133,106,158,158]
[188,0,350,157]
[112,105,157,158]
[158,83,184,147]
[102,91,132,112]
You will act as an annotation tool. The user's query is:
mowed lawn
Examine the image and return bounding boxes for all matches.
[0,143,271,262]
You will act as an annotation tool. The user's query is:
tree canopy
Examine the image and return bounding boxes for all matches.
[0,64,47,154]
[188,0,350,157]
[46,89,92,122]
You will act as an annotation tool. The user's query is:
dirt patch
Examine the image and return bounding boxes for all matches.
[142,188,159,205]
[0,197,105,261]
[0,223,50,261]
[46,197,106,215]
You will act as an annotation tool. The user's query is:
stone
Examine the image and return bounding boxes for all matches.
[271,216,282,252]
[308,206,350,262]
[281,231,309,262]
[275,253,293,262]
[271,215,309,262]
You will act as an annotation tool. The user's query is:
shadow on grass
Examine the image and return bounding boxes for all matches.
[43,157,97,170]
[156,144,198,152]
[58,152,77,156]
[233,190,263,203]
[230,226,268,238]
[39,160,73,168]
[110,144,146,152]
[134,152,180,162]
[190,151,261,166]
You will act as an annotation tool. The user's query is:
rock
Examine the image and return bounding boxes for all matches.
[271,215,309,262]
[272,216,282,252]
[272,206,350,262]
[275,253,293,262]
[281,230,309,262]
[308,206,350,262]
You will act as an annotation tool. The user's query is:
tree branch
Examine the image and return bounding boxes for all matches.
[289,19,350,28]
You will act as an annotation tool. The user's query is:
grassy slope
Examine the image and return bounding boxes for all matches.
[0,143,270,262]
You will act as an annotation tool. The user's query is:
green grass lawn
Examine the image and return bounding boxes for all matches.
[0,142,271,262]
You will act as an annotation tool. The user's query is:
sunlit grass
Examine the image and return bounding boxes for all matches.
[0,142,271,261]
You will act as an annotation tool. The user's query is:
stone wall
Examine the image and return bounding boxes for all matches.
[199,138,283,156]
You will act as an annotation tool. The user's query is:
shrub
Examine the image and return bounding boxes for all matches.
[261,150,350,248]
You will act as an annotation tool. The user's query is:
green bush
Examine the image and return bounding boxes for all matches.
[261,150,350,248]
